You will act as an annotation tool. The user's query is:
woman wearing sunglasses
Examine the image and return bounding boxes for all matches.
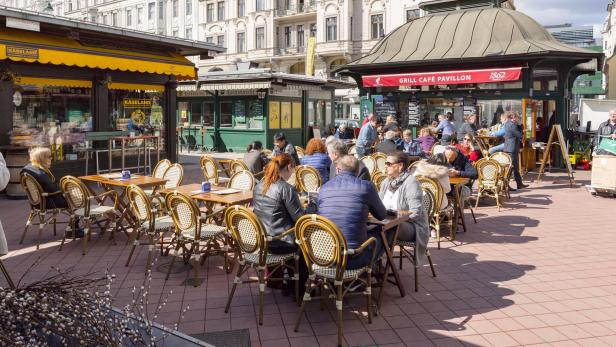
[378,152,430,256]
[455,134,480,163]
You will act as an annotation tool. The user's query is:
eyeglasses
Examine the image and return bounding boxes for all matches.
[463,138,472,141]
[385,161,400,166]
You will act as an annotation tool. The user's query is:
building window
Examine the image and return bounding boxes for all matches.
[126,9,132,26]
[158,0,163,20]
[255,0,264,11]
[310,23,316,37]
[172,0,178,17]
[325,17,337,41]
[185,0,192,15]
[185,27,192,39]
[284,26,291,48]
[256,27,265,49]
[112,12,118,26]
[217,35,225,47]
[137,7,143,24]
[297,25,304,47]
[237,32,245,53]
[148,2,154,20]
[206,3,214,21]
[172,29,178,37]
[406,9,419,22]
[217,1,225,20]
[103,14,108,24]
[206,36,214,43]
[68,0,73,11]
[238,0,245,16]
[371,14,384,39]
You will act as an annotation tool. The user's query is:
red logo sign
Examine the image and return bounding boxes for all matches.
[362,67,522,87]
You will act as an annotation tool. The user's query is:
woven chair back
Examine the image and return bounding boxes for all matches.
[229,170,255,191]
[126,184,153,224]
[163,163,184,189]
[295,214,347,279]
[360,156,377,176]
[229,159,249,175]
[490,152,512,166]
[408,160,423,173]
[371,171,386,190]
[477,158,501,186]
[225,205,266,256]
[415,176,444,212]
[200,156,218,181]
[296,165,322,193]
[152,159,171,179]
[60,176,90,213]
[295,146,305,159]
[421,188,437,222]
[165,192,200,239]
[21,173,43,209]
[372,153,387,172]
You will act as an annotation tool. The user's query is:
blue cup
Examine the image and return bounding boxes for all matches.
[201,181,211,192]
[121,170,131,179]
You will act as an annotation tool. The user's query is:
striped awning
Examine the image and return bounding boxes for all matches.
[199,81,271,91]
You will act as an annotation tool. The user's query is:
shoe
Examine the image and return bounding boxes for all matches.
[518,183,529,189]
[508,186,517,192]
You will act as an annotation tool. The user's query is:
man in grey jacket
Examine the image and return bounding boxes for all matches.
[502,112,528,190]
[595,109,616,148]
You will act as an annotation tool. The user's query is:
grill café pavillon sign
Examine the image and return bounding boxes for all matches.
[362,67,522,87]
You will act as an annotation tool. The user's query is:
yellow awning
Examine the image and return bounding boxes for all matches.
[0,28,196,79]
[108,82,165,92]
[14,76,92,88]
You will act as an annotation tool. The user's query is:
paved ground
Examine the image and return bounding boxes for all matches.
[1,161,616,347]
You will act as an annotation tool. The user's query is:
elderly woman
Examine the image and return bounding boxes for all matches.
[300,138,332,182]
[21,147,83,237]
[378,151,430,259]
[334,122,354,140]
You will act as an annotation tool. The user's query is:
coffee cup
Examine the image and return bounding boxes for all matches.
[201,181,211,192]
[121,170,131,179]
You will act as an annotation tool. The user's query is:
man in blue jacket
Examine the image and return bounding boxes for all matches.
[318,155,387,269]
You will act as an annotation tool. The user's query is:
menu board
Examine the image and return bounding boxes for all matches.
[268,101,280,129]
[234,100,245,123]
[281,102,291,128]
[373,95,397,120]
[249,100,264,118]
[407,97,420,126]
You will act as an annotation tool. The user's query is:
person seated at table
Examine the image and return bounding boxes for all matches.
[378,151,430,255]
[301,138,332,182]
[455,134,481,163]
[433,113,456,145]
[413,153,451,210]
[327,139,371,181]
[21,147,83,237]
[457,114,478,143]
[272,133,300,165]
[416,127,436,156]
[444,147,478,180]
[243,141,269,178]
[488,113,509,155]
[317,155,387,270]
[376,131,402,155]
[402,129,424,157]
[334,122,354,140]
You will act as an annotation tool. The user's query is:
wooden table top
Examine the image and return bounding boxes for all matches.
[79,174,167,188]
[158,183,253,205]
[449,177,470,185]
[367,211,412,230]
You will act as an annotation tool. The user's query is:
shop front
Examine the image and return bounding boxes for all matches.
[177,70,350,152]
[0,8,222,191]
[338,6,602,169]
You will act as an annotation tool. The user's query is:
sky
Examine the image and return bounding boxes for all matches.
[515,0,610,27]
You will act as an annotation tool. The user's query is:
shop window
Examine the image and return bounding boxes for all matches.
[203,102,214,126]
[190,102,202,125]
[475,99,522,128]
[108,90,165,138]
[220,101,233,127]
[533,68,559,92]
[12,85,92,160]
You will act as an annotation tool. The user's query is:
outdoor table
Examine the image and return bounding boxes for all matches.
[449,176,470,236]
[367,211,412,304]
[157,183,253,214]
[79,174,167,237]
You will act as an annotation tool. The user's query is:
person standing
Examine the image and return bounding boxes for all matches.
[434,113,456,145]
[356,116,381,158]
[502,112,528,190]
[272,133,300,165]
[457,114,478,143]
[595,109,616,148]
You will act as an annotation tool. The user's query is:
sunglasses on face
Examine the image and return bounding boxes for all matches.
[385,161,400,166]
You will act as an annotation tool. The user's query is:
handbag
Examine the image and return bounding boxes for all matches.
[598,138,616,155]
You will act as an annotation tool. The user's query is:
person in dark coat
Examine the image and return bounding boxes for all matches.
[334,122,354,140]
[243,141,269,178]
[317,155,387,269]
[457,114,478,143]
[326,139,371,181]
[300,138,332,182]
[502,112,528,190]
[444,147,478,180]
[272,133,300,165]
[376,130,402,155]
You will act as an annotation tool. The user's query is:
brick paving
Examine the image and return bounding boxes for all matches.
[1,162,616,346]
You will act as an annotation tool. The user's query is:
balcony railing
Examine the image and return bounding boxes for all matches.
[275,2,316,17]
[274,46,306,55]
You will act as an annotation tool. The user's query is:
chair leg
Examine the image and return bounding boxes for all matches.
[258,269,266,325]
[225,263,245,313]
[165,241,182,281]
[435,222,441,250]
[427,250,436,278]
[145,233,157,274]
[37,212,46,250]
[336,284,344,347]
[125,228,142,267]
[366,270,373,324]
[294,254,300,305]
[413,251,419,293]
[475,190,482,209]
[398,247,403,270]
[82,218,92,256]
[53,213,57,236]
[468,203,477,224]
[20,211,34,244]
[294,279,313,332]
[191,242,200,288]
[59,217,75,251]
[495,189,501,212]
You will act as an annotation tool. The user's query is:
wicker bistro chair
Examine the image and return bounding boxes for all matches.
[200,155,229,186]
[490,152,513,199]
[415,176,454,250]
[293,214,377,347]
[394,189,437,292]
[162,163,184,189]
[372,152,387,173]
[475,159,502,211]
[295,165,322,194]
[371,171,387,190]
[125,185,175,271]
[164,192,229,285]
[430,144,448,155]
[19,173,71,249]
[228,159,249,176]
[295,146,305,159]
[408,159,423,174]
[360,156,377,177]
[224,206,299,325]
[59,176,118,255]
[143,159,172,196]
[228,170,256,191]
[459,184,478,224]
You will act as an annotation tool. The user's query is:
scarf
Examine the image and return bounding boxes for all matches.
[388,171,410,192]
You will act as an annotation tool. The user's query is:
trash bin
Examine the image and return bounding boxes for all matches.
[591,155,616,192]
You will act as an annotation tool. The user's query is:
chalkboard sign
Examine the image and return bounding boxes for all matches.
[373,95,397,120]
[249,100,264,118]
[234,100,246,122]
[408,97,420,126]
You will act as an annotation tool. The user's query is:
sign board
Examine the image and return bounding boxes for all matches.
[360,96,373,123]
[6,17,40,32]
[362,67,522,87]
[234,100,246,123]
[373,95,397,120]
[249,100,264,118]
[6,46,39,59]
[305,37,316,76]
[123,98,152,108]
[268,101,280,129]
[292,102,302,128]
[407,96,420,126]
[537,124,575,186]
[280,102,291,128]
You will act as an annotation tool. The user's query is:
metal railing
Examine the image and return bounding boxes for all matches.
[274,2,316,17]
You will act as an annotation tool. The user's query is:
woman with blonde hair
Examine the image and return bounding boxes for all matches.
[300,138,332,182]
[415,127,436,155]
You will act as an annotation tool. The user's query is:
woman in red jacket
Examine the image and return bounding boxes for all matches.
[455,133,481,163]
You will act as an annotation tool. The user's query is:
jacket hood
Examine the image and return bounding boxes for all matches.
[414,161,448,179]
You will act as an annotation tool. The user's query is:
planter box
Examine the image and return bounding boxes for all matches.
[591,155,616,190]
